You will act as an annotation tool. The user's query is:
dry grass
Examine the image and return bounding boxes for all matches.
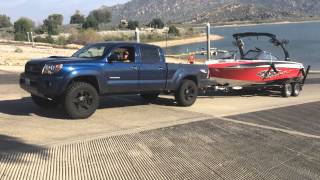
[0,44,76,66]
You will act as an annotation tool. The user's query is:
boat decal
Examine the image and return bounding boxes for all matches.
[257,69,290,79]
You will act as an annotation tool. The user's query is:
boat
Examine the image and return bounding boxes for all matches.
[206,32,310,97]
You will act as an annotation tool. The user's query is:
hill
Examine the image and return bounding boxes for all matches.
[109,0,320,24]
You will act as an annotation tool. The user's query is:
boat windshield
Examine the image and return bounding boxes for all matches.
[243,50,279,61]
[234,34,288,61]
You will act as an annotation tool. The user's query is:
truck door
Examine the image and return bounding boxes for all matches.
[139,45,166,91]
[104,45,139,93]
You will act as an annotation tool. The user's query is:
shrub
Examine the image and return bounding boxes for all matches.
[88,7,111,24]
[148,18,165,29]
[69,29,103,45]
[0,14,12,28]
[70,10,85,24]
[33,35,54,44]
[80,29,104,44]
[14,47,23,53]
[42,14,63,35]
[14,18,34,41]
[168,25,180,36]
[56,36,68,45]
[83,15,99,30]
[127,20,139,30]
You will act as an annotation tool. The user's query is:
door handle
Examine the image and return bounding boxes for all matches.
[158,67,164,70]
[131,66,138,70]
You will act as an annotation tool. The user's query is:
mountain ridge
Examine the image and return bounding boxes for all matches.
[108,0,320,24]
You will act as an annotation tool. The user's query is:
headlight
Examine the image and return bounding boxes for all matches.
[42,64,63,75]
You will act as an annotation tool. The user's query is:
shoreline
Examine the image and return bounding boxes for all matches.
[212,19,320,28]
[149,34,224,48]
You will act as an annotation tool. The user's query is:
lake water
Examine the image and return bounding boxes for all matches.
[167,21,320,70]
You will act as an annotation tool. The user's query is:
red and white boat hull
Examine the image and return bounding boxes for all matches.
[206,60,304,87]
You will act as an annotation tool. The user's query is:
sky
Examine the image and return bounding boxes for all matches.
[0,0,129,25]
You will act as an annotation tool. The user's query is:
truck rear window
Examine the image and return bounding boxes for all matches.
[141,46,161,64]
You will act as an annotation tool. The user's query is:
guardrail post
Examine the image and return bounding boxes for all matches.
[30,32,35,47]
[207,23,211,61]
[27,32,31,44]
[135,28,140,43]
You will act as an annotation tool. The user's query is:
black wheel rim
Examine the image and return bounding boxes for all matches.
[72,90,93,112]
[184,85,196,101]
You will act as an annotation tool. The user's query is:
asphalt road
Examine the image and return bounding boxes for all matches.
[1,70,320,179]
[1,102,320,179]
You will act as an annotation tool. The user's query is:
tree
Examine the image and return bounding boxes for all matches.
[89,7,111,24]
[14,18,34,41]
[83,15,99,30]
[43,14,63,35]
[127,20,139,30]
[0,14,12,28]
[149,18,164,29]
[70,10,85,24]
[168,25,180,36]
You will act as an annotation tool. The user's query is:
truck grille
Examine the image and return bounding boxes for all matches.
[25,63,43,75]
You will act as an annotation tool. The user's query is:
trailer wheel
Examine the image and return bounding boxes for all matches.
[291,83,301,97]
[63,82,99,119]
[282,83,292,98]
[175,80,198,106]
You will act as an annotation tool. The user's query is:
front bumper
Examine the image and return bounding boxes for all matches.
[19,73,65,98]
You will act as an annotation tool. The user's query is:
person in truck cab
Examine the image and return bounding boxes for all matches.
[122,50,130,63]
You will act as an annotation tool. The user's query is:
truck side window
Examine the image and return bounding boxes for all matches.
[141,46,161,64]
[108,47,135,63]
[72,45,107,59]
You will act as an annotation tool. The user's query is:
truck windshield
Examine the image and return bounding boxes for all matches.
[72,44,109,59]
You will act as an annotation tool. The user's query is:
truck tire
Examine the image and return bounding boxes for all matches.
[63,82,99,119]
[282,83,292,98]
[31,94,59,108]
[140,92,160,101]
[175,80,198,107]
[291,83,301,97]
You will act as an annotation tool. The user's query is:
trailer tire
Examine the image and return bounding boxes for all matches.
[175,80,198,107]
[282,83,292,98]
[291,83,301,97]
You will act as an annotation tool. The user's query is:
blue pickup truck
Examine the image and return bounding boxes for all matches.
[20,42,209,119]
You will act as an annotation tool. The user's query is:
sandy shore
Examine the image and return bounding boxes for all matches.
[150,34,223,48]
